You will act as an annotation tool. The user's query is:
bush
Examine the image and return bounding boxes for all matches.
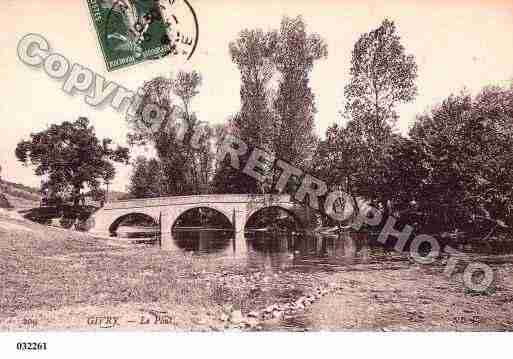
[75,217,94,232]
[59,217,76,229]
[0,193,13,209]
[24,205,98,229]
[62,205,97,221]
[35,217,52,226]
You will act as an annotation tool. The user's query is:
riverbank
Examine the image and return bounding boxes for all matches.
[0,214,329,330]
[2,212,513,331]
[295,260,513,331]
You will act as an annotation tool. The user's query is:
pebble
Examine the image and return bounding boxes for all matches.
[264,305,276,313]
[245,318,260,329]
[230,310,244,324]
[216,285,332,330]
[272,310,284,319]
[247,311,260,318]
[295,301,305,310]
[194,318,207,325]
[209,323,226,331]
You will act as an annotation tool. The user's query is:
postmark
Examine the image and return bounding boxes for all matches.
[86,0,199,71]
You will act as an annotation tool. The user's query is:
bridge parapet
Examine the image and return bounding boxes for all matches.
[104,194,293,211]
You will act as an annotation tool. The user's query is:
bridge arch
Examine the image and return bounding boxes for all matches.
[108,212,158,237]
[171,206,233,231]
[245,205,305,232]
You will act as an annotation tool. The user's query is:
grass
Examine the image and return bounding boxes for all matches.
[0,181,41,205]
[0,213,322,330]
[4,210,513,331]
[2,192,39,210]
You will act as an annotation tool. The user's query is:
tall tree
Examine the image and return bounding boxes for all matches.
[15,117,129,207]
[213,29,278,194]
[340,19,418,209]
[229,29,277,150]
[213,17,327,194]
[344,18,417,136]
[272,16,327,170]
[128,71,214,196]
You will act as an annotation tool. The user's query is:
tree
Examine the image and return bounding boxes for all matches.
[229,29,277,150]
[127,156,164,199]
[211,120,261,194]
[367,84,513,238]
[338,19,418,210]
[128,71,215,196]
[312,123,361,195]
[344,18,417,134]
[310,18,417,229]
[396,86,513,235]
[212,29,278,194]
[15,117,129,207]
[213,16,327,194]
[272,16,327,170]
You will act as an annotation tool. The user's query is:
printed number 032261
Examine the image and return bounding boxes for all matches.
[16,342,47,351]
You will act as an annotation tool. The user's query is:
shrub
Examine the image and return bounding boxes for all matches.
[75,217,94,232]
[60,217,76,229]
[24,205,98,228]
[0,194,13,209]
[36,217,52,226]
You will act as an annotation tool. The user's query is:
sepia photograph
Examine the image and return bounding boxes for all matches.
[1,0,513,357]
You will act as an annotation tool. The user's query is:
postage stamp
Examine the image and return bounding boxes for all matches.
[86,0,199,71]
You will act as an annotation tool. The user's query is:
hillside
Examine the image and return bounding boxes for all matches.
[0,179,130,210]
[0,180,40,209]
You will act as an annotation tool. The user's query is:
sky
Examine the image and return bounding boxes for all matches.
[1,0,512,192]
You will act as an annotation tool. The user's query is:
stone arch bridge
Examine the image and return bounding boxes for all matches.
[89,194,313,251]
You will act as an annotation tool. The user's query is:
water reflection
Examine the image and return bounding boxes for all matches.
[173,229,233,254]
[167,228,385,271]
[116,226,158,239]
[245,231,376,271]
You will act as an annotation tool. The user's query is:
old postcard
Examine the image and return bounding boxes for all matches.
[1,0,513,357]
